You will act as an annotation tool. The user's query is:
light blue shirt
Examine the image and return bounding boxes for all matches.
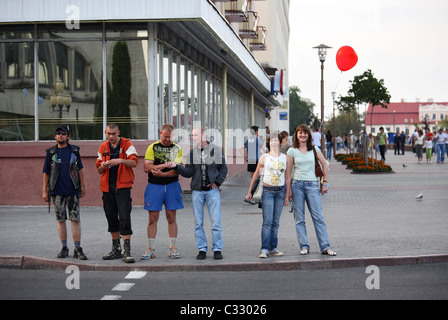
[287,146,319,181]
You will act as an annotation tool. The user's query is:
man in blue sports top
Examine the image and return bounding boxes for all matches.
[42,124,86,260]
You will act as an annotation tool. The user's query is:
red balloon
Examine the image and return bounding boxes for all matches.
[336,46,358,71]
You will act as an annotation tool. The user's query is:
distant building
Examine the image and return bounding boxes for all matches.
[366,101,448,135]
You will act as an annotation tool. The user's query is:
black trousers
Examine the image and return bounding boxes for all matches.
[102,186,133,235]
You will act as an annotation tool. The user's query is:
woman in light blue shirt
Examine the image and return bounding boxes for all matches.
[287,124,337,256]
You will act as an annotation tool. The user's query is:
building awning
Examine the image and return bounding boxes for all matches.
[0,0,280,107]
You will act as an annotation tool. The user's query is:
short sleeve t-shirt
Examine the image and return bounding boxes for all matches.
[244,137,263,163]
[262,153,287,186]
[145,141,183,184]
[287,146,319,181]
[43,145,84,196]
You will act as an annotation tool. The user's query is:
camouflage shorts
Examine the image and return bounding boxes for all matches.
[52,195,80,222]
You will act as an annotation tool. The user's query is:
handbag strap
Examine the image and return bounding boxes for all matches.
[312,146,318,166]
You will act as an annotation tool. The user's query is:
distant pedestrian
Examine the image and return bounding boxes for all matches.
[96,123,138,263]
[394,132,401,155]
[424,134,433,163]
[376,127,388,162]
[434,128,447,163]
[415,129,424,164]
[325,130,333,160]
[400,131,406,155]
[280,130,291,155]
[42,124,87,260]
[287,124,337,257]
[312,128,321,149]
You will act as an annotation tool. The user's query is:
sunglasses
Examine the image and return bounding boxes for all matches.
[55,131,68,136]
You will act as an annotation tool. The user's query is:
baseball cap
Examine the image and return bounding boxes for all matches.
[55,124,70,133]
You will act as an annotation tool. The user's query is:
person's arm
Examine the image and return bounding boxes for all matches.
[144,159,178,178]
[42,173,50,202]
[78,168,85,197]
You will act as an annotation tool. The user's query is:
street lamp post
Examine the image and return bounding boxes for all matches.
[332,91,336,156]
[313,44,332,151]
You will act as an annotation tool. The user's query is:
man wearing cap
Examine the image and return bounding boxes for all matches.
[42,124,87,260]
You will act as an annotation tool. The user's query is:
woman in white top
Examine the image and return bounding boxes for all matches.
[415,129,424,164]
[287,124,336,256]
[246,132,292,258]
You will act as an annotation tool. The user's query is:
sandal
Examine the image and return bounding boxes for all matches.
[322,249,337,256]
[299,248,309,255]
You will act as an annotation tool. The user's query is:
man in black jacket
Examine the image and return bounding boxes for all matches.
[42,124,87,260]
[167,127,228,260]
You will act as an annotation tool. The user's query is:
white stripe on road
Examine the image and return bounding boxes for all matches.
[125,271,147,279]
[101,295,121,300]
[101,271,147,300]
[112,282,135,291]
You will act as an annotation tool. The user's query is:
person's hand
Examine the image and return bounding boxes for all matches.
[321,184,329,195]
[245,192,252,201]
[165,161,176,168]
[107,158,122,167]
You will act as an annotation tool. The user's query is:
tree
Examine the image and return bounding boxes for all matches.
[289,86,316,133]
[336,69,391,132]
[108,41,132,138]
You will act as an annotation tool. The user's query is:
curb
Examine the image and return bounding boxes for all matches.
[1,254,448,272]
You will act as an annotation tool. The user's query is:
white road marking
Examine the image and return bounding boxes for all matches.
[100,271,147,300]
[112,282,135,291]
[125,271,147,279]
[101,295,121,300]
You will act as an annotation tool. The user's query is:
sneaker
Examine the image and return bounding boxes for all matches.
[141,247,156,260]
[259,250,268,258]
[57,246,69,258]
[269,248,284,256]
[197,251,207,260]
[168,247,181,259]
[213,251,223,260]
[73,247,88,260]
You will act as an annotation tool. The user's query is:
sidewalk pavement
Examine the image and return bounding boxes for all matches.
[1,149,448,271]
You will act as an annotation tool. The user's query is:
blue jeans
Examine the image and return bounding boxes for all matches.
[261,185,286,252]
[191,188,223,252]
[437,144,446,163]
[326,142,332,159]
[291,180,331,253]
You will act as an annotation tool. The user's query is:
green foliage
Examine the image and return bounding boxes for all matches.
[107,41,132,138]
[336,69,391,113]
[289,86,316,133]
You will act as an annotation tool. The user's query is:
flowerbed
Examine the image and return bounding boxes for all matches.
[335,153,393,173]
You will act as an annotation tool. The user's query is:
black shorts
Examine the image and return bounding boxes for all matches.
[247,163,258,172]
[102,186,133,235]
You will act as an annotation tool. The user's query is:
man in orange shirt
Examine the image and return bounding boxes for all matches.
[96,123,138,263]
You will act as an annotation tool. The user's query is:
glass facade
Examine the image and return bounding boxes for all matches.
[0,22,265,142]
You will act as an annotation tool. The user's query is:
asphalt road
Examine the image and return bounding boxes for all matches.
[1,263,447,302]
